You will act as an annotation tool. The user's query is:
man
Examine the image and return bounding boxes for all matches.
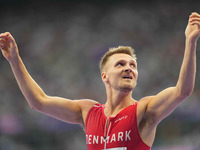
[0,12,200,150]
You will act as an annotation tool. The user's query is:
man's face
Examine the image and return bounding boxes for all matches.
[102,53,138,92]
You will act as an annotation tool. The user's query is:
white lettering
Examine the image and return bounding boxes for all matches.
[125,130,131,141]
[86,130,131,145]
[88,135,92,144]
[115,115,128,123]
[106,136,110,143]
[110,134,116,143]
[101,136,105,144]
[93,135,98,144]
[86,135,88,144]
[118,132,123,141]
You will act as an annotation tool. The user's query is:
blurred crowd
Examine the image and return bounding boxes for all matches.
[0,0,200,149]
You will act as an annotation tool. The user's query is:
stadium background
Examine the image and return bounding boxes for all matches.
[0,0,200,149]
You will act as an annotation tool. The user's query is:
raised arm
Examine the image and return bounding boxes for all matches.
[136,12,200,146]
[0,32,97,125]
[141,12,200,125]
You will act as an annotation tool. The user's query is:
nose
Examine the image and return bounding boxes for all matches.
[124,67,132,73]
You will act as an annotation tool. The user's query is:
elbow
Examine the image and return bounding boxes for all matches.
[27,95,46,111]
[29,101,42,111]
[30,104,38,111]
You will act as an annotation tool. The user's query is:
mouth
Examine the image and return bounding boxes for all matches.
[122,75,133,79]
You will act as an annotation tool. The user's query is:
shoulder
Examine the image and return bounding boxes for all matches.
[75,99,99,110]
[75,99,100,124]
[137,96,155,109]
[138,96,154,106]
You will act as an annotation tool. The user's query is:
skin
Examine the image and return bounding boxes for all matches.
[0,12,200,147]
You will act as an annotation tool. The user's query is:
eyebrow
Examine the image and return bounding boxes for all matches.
[115,59,137,64]
[114,59,137,67]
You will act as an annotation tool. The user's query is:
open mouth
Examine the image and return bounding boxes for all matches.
[122,75,132,79]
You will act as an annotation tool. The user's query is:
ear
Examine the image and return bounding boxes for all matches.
[101,72,108,82]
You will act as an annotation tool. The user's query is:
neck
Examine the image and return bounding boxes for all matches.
[104,89,135,117]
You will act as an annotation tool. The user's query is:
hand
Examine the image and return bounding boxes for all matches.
[185,12,200,42]
[0,32,19,61]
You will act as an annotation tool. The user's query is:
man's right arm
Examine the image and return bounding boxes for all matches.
[0,32,97,125]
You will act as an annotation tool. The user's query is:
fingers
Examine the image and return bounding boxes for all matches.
[189,12,200,19]
[0,32,11,50]
[0,32,9,43]
[0,35,6,49]
[0,32,11,37]
[189,12,200,27]
[0,32,15,48]
[0,32,10,40]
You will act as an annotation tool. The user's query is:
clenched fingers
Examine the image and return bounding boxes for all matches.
[189,12,200,26]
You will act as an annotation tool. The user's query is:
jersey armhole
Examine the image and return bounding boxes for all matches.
[85,103,101,128]
[135,102,151,148]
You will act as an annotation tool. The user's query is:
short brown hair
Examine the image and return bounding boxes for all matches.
[99,46,137,73]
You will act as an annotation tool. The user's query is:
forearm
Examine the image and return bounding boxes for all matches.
[9,55,46,108]
[176,38,196,97]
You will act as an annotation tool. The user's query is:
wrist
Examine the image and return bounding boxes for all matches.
[8,54,21,65]
[185,33,199,43]
[185,38,197,54]
[185,37,197,46]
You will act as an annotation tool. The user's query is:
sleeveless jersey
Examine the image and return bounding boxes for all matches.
[85,103,150,150]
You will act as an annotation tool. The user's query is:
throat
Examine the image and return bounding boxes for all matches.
[104,99,135,118]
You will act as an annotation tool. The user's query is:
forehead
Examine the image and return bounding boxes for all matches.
[108,53,136,64]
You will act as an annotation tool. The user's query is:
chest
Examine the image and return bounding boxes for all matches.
[85,106,137,145]
[85,104,151,150]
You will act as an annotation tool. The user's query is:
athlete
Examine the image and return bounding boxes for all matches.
[0,12,200,150]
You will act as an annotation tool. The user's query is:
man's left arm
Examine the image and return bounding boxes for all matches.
[146,12,200,125]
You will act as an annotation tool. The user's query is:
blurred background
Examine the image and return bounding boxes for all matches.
[0,0,200,149]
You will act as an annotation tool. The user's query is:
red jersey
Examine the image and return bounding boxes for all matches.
[85,102,150,150]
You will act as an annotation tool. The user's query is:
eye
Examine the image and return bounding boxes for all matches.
[130,64,135,68]
[130,63,136,68]
[116,62,124,67]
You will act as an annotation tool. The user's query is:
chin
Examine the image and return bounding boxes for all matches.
[120,83,136,92]
[120,86,134,93]
[121,88,133,93]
